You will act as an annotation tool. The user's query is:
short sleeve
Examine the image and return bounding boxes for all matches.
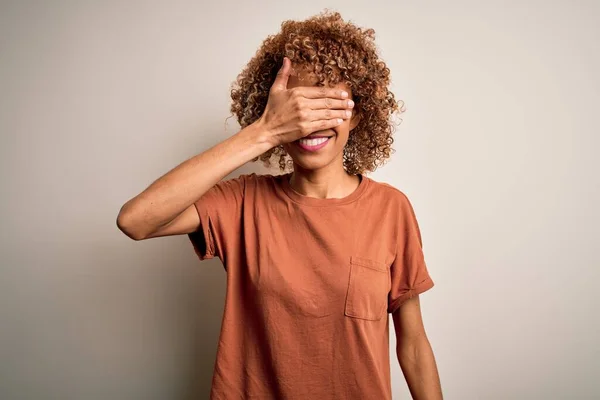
[187,173,249,262]
[388,193,434,313]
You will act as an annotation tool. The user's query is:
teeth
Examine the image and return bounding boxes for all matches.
[299,137,329,147]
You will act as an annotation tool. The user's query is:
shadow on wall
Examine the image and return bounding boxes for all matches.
[1,234,227,400]
[182,257,225,400]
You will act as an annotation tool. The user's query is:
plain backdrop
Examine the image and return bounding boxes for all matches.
[1,1,599,399]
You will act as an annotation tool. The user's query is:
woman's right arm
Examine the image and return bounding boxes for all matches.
[116,56,353,241]
[116,122,273,240]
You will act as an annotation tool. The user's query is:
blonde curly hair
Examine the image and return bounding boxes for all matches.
[229,9,405,174]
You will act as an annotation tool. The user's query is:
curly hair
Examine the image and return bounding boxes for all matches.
[228,9,405,175]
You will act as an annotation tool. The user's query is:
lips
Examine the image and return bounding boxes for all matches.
[295,136,332,152]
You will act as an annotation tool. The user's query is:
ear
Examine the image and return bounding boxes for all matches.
[349,108,361,131]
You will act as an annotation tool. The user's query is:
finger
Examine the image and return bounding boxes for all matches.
[271,57,292,93]
[298,86,349,100]
[307,97,354,111]
[304,118,344,133]
[309,108,353,122]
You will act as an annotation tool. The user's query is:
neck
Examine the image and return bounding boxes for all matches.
[288,163,360,200]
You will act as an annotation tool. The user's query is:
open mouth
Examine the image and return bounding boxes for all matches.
[295,135,333,152]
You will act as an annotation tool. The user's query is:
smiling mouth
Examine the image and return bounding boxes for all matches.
[299,129,335,139]
[298,134,333,140]
[295,135,333,152]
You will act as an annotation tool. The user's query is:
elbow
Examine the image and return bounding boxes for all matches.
[116,204,148,241]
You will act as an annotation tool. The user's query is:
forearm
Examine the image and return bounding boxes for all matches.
[397,336,443,400]
[117,120,273,239]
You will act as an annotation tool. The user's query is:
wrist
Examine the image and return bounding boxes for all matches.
[242,119,279,150]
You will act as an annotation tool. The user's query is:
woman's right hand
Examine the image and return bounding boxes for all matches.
[256,57,355,147]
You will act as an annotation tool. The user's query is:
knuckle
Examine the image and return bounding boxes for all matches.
[293,96,303,110]
[292,100,302,112]
[299,123,309,134]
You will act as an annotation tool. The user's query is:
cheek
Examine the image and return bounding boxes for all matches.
[282,143,293,154]
[333,124,350,142]
[336,112,355,133]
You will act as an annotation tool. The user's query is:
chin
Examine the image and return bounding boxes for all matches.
[291,158,332,171]
[288,149,343,172]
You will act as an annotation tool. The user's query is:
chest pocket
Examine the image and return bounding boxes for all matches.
[344,256,390,321]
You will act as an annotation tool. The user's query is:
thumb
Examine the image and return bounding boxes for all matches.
[271,57,291,92]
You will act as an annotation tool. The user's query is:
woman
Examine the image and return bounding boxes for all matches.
[117,10,442,400]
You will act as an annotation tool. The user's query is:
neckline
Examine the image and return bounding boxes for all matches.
[279,171,369,206]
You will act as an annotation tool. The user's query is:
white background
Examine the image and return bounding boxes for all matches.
[1,0,598,398]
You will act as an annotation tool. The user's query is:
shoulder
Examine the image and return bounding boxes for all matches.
[230,172,281,181]
[223,172,286,197]
[232,172,284,186]
[365,177,424,239]
[221,172,276,185]
[365,176,413,208]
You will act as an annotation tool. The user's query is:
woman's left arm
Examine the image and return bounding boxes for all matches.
[392,295,443,400]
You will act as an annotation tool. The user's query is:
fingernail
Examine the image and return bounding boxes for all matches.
[341,91,348,98]
[348,100,354,107]
[346,110,352,117]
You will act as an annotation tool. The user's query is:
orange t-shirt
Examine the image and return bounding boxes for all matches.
[188,172,434,399]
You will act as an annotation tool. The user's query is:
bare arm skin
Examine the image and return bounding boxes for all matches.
[392,296,443,400]
[116,57,354,240]
[116,123,272,240]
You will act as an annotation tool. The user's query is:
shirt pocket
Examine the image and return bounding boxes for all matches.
[344,256,391,321]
